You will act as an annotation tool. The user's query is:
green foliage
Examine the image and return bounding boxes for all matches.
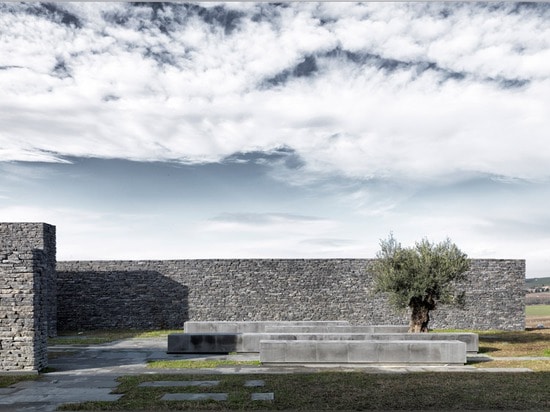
[373,234,470,310]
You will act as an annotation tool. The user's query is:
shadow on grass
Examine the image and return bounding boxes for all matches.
[480,329,550,344]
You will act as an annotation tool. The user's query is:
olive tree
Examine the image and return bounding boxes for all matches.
[373,234,470,333]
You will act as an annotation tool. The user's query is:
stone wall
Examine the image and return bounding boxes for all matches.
[57,258,525,331]
[0,223,56,372]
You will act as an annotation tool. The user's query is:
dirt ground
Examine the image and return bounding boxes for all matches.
[525,315,550,329]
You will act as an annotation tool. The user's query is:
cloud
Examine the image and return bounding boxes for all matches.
[205,212,335,233]
[1,2,550,183]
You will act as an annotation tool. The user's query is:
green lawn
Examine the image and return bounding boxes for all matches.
[526,304,550,316]
[59,372,550,411]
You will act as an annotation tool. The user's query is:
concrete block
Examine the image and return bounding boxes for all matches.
[168,331,477,354]
[183,320,349,334]
[167,333,238,354]
[264,325,409,334]
[260,340,467,365]
[316,340,348,363]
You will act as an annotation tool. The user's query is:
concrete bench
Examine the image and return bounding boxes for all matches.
[259,340,467,365]
[183,320,349,334]
[264,325,409,334]
[168,333,240,354]
[167,332,478,354]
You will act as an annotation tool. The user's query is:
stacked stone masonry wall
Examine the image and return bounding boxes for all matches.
[56,258,525,332]
[0,223,56,372]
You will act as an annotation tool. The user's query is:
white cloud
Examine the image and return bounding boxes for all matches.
[1,2,550,183]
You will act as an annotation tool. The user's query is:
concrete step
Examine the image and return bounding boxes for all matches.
[183,320,349,334]
[264,325,409,334]
[259,340,467,365]
[167,332,478,354]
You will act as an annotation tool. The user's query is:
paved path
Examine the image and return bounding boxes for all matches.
[0,337,535,411]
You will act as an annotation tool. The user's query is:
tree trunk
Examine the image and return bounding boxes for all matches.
[408,296,436,333]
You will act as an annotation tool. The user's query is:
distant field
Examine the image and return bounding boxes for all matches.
[526,276,550,287]
[526,305,550,316]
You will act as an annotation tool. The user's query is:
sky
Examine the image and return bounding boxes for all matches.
[1,2,549,278]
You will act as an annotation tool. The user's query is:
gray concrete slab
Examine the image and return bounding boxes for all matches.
[139,380,220,387]
[161,393,228,401]
[168,331,478,353]
[264,325,409,333]
[260,340,467,365]
[184,320,349,333]
[251,392,274,401]
[244,379,265,387]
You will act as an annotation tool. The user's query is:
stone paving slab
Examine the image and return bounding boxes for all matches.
[251,392,274,401]
[244,379,265,387]
[161,393,228,401]
[139,380,220,387]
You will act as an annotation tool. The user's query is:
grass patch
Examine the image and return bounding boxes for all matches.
[147,359,261,369]
[527,305,550,316]
[0,374,38,388]
[58,372,550,410]
[49,329,180,345]
[478,328,550,357]
[135,329,182,338]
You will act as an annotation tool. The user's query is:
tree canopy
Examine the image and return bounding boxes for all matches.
[373,234,470,332]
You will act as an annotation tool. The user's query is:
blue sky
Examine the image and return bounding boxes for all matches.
[1,2,549,277]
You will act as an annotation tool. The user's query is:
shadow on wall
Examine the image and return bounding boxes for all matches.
[56,271,188,332]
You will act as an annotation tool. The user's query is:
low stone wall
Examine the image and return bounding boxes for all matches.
[0,223,56,372]
[56,258,525,331]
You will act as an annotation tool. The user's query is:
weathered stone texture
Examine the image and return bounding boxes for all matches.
[0,222,56,372]
[56,258,525,332]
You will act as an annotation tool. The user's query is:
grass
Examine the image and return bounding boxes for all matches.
[58,372,550,411]
[526,304,550,316]
[0,374,39,388]
[148,359,261,369]
[477,327,550,358]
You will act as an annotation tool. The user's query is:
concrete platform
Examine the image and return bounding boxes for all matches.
[259,340,467,365]
[264,325,409,333]
[183,320,349,334]
[168,332,478,354]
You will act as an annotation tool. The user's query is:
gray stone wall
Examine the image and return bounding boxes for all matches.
[57,258,525,332]
[0,222,56,372]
